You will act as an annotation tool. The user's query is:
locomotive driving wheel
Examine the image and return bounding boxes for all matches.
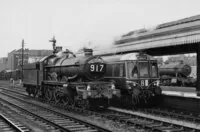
[26,87,31,96]
[77,98,90,110]
[32,87,39,97]
[45,87,54,101]
[53,88,61,104]
[61,96,75,107]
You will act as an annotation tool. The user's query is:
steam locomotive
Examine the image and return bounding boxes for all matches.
[159,62,196,87]
[101,53,162,107]
[23,40,120,109]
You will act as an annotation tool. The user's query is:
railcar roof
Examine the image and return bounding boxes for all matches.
[102,53,155,62]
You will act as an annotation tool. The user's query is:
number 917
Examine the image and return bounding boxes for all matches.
[90,64,104,72]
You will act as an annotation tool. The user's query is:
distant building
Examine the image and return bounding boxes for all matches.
[0,57,8,71]
[7,49,29,70]
[27,49,52,63]
[0,57,8,64]
[7,49,52,70]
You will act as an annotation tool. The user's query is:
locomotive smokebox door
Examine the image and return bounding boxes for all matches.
[84,56,107,80]
[86,63,106,80]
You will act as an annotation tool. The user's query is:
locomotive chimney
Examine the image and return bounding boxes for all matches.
[84,48,93,56]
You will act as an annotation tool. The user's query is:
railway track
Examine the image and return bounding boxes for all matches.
[106,108,200,132]
[0,112,29,132]
[140,107,200,123]
[1,86,200,132]
[0,89,111,132]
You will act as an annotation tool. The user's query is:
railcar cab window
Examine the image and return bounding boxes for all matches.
[150,62,158,77]
[127,61,138,78]
[138,61,149,77]
[128,61,149,78]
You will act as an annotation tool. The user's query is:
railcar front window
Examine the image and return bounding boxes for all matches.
[138,62,149,77]
[151,62,158,77]
[127,62,138,78]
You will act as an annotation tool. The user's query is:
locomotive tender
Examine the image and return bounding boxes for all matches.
[23,43,120,109]
[101,52,162,107]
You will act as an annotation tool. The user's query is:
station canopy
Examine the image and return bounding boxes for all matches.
[94,14,200,56]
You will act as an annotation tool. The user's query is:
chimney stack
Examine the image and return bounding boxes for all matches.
[84,48,93,56]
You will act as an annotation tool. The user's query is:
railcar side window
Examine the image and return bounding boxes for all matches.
[112,63,124,77]
[105,64,112,76]
[113,64,120,76]
[119,64,125,77]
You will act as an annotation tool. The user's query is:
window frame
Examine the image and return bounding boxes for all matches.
[137,61,150,78]
[126,60,152,79]
[111,62,125,77]
[150,60,159,78]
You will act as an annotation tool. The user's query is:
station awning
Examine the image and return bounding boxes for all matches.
[94,30,200,56]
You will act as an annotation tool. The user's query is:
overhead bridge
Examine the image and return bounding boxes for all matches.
[93,14,200,95]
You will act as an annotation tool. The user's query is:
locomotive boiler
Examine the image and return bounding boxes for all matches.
[159,62,196,86]
[23,40,120,109]
[159,62,191,77]
[45,49,106,82]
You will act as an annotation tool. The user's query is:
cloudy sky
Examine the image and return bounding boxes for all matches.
[0,0,200,57]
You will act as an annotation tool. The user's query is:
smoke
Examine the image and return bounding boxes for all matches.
[73,38,116,54]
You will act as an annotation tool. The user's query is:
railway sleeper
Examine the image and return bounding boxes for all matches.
[59,122,80,126]
[54,120,75,124]
[162,127,184,132]
[69,127,91,131]
[63,124,85,128]
[79,129,98,131]
[145,123,163,128]
[75,130,98,132]
[154,125,175,131]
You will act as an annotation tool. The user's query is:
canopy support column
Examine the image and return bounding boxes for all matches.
[196,44,200,96]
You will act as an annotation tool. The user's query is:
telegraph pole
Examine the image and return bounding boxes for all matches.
[21,39,24,81]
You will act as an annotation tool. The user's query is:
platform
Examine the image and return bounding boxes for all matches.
[160,90,200,113]
[161,86,195,92]
[162,91,200,99]
[161,86,200,99]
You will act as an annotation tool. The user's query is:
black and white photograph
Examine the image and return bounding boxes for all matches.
[0,0,199,131]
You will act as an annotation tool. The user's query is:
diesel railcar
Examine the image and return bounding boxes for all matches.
[101,53,162,107]
[23,48,120,109]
